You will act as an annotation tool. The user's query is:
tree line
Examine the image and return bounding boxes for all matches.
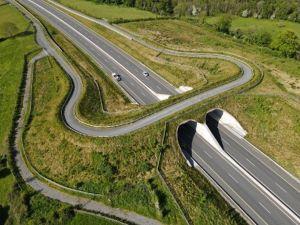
[87,0,300,22]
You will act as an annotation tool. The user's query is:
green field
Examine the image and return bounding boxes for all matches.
[206,16,300,38]
[121,19,300,94]
[68,212,121,225]
[55,0,157,22]
[0,4,39,225]
[0,4,33,38]
[120,18,300,177]
[24,56,186,224]
[0,4,38,155]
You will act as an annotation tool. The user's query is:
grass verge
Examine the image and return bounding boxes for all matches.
[55,0,157,23]
[23,56,186,224]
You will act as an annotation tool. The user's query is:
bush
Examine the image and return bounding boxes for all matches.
[215,15,232,34]
[271,30,300,58]
[242,29,272,47]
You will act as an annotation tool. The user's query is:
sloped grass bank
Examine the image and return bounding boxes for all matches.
[23,56,186,224]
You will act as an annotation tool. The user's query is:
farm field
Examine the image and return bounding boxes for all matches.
[0,4,33,38]
[55,0,157,22]
[0,3,39,224]
[206,15,300,38]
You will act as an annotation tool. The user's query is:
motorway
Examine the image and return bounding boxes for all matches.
[178,122,300,225]
[16,0,254,137]
[20,0,178,105]
[206,113,300,218]
[12,0,300,224]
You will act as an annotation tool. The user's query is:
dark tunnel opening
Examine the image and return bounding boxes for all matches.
[205,109,224,149]
[177,121,198,167]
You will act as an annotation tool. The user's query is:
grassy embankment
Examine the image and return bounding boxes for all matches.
[24,56,186,224]
[0,4,125,225]
[120,19,300,177]
[0,4,39,223]
[122,19,300,96]
[55,0,157,22]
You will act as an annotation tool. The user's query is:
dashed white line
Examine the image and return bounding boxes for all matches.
[275,182,288,193]
[204,151,213,159]
[246,158,256,168]
[223,139,230,146]
[228,173,239,184]
[259,202,271,214]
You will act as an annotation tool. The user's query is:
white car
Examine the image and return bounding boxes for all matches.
[143,71,149,77]
[112,72,121,81]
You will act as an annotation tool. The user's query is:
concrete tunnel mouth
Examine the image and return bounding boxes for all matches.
[177,120,198,167]
[176,108,247,167]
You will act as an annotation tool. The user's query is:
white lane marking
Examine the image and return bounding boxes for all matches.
[27,0,160,101]
[203,151,213,159]
[191,149,268,225]
[228,173,239,184]
[156,85,162,91]
[246,158,256,168]
[47,0,178,94]
[195,132,300,224]
[219,126,300,191]
[275,182,288,193]
[223,139,230,146]
[259,202,271,214]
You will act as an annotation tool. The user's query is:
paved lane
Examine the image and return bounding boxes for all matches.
[205,114,300,218]
[178,123,299,225]
[21,0,178,105]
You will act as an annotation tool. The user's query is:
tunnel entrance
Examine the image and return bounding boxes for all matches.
[206,109,224,149]
[177,121,197,167]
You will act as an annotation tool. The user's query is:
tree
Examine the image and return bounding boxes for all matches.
[215,15,232,34]
[271,31,300,58]
[2,22,19,38]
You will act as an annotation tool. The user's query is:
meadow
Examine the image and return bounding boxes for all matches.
[206,15,300,38]
[0,3,39,224]
[120,18,300,177]
[24,56,186,224]
[0,4,33,38]
[55,0,157,22]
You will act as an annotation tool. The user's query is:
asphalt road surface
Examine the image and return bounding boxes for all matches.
[206,114,300,218]
[18,0,254,137]
[178,122,300,225]
[12,0,299,224]
[20,0,178,105]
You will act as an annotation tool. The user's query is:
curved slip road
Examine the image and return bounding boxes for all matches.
[10,1,300,225]
[15,0,254,137]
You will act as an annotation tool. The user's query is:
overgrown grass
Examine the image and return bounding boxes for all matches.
[55,0,157,22]
[121,18,300,95]
[0,35,38,155]
[206,15,300,38]
[0,4,39,224]
[39,14,242,127]
[120,18,300,177]
[0,4,32,38]
[0,5,39,154]
[67,212,122,225]
[24,56,186,224]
